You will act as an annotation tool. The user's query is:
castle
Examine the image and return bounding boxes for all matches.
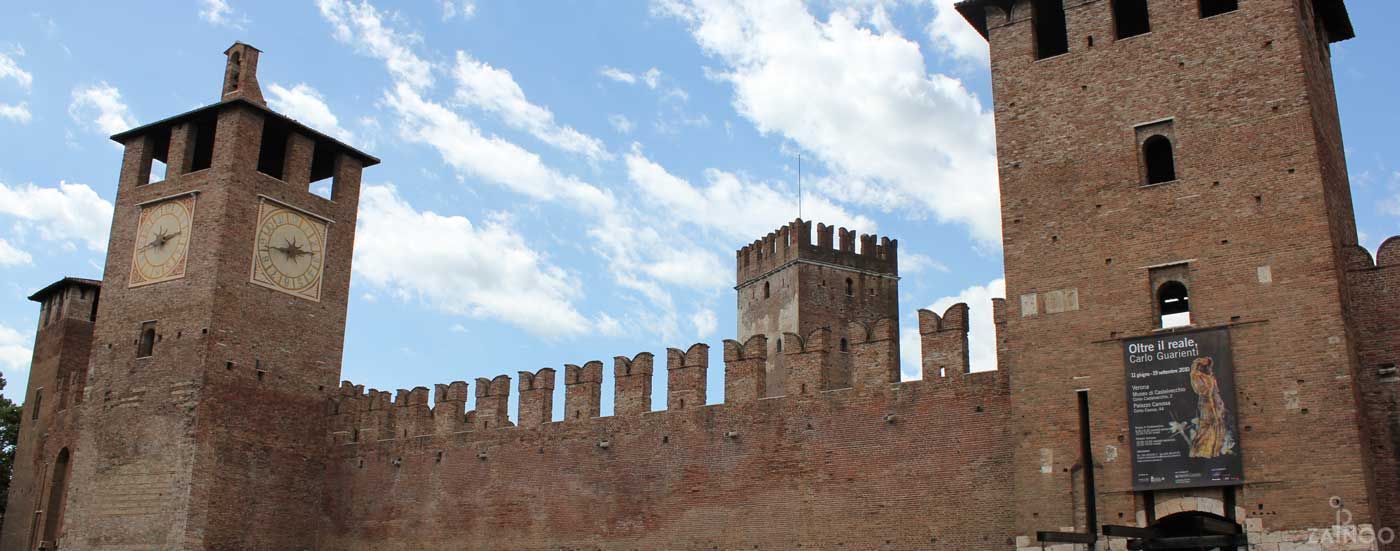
[1,0,1397,549]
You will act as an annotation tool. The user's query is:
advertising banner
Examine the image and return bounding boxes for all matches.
[1124,327,1243,491]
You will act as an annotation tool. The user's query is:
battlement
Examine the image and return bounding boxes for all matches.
[1344,237,1400,272]
[736,219,897,287]
[328,303,1001,450]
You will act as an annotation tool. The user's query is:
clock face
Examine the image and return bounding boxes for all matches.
[128,195,195,287]
[250,199,328,301]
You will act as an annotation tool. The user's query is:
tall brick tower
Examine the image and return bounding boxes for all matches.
[736,219,898,397]
[46,43,377,549]
[0,279,99,551]
[954,0,1388,548]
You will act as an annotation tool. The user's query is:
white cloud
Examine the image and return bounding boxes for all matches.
[317,0,434,91]
[0,181,114,252]
[440,0,477,21]
[901,252,948,274]
[625,143,875,240]
[317,0,614,210]
[0,102,31,123]
[600,66,639,84]
[925,0,990,64]
[642,67,663,90]
[387,83,616,211]
[1380,171,1400,217]
[0,237,32,266]
[318,0,722,340]
[199,0,249,28]
[659,0,1001,244]
[69,82,137,136]
[354,184,603,338]
[0,323,33,385]
[600,66,667,91]
[691,307,718,338]
[452,52,609,161]
[0,51,33,90]
[608,113,634,134]
[900,278,1004,379]
[267,83,355,142]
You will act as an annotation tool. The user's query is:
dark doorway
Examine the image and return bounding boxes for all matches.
[1148,511,1244,550]
[42,448,72,548]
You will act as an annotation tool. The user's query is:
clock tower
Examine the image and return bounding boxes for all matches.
[55,43,378,550]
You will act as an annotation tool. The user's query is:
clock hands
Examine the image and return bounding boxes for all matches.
[267,237,315,263]
[138,227,182,252]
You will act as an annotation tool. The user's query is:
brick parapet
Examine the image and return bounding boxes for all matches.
[666,344,708,411]
[327,315,996,450]
[735,219,898,288]
[612,353,653,417]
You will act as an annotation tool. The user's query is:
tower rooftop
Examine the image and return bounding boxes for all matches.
[735,219,897,288]
[109,96,380,168]
[27,277,101,303]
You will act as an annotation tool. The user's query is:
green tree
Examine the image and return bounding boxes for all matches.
[0,374,22,525]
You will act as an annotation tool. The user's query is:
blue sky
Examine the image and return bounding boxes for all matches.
[0,1,1396,414]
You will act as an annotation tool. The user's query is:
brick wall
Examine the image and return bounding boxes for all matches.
[970,0,1380,545]
[0,281,95,550]
[1346,239,1400,539]
[321,323,1010,550]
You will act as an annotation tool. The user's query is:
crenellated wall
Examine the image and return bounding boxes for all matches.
[321,308,1010,550]
[735,219,898,286]
[1345,237,1400,536]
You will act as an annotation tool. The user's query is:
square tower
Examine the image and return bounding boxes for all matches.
[0,278,99,551]
[954,0,1382,547]
[50,43,378,550]
[736,219,899,396]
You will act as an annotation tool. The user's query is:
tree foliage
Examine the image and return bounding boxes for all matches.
[0,374,23,524]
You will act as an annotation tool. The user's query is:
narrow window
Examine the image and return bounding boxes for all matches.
[1199,0,1238,18]
[776,339,783,353]
[1143,135,1176,184]
[845,278,854,297]
[30,389,42,420]
[189,118,217,172]
[1077,391,1099,534]
[1113,0,1151,39]
[1032,0,1070,59]
[764,281,770,299]
[256,118,291,181]
[137,322,157,358]
[839,338,849,352]
[227,51,242,92]
[1157,281,1191,328]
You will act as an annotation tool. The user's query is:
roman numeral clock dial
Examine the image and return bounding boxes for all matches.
[128,194,196,287]
[250,198,329,301]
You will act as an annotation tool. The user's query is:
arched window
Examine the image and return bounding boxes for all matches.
[1157,281,1191,328]
[776,339,783,353]
[1144,135,1177,184]
[839,338,849,352]
[227,51,242,91]
[764,281,770,299]
[845,278,854,297]
[137,327,156,358]
[30,389,42,420]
